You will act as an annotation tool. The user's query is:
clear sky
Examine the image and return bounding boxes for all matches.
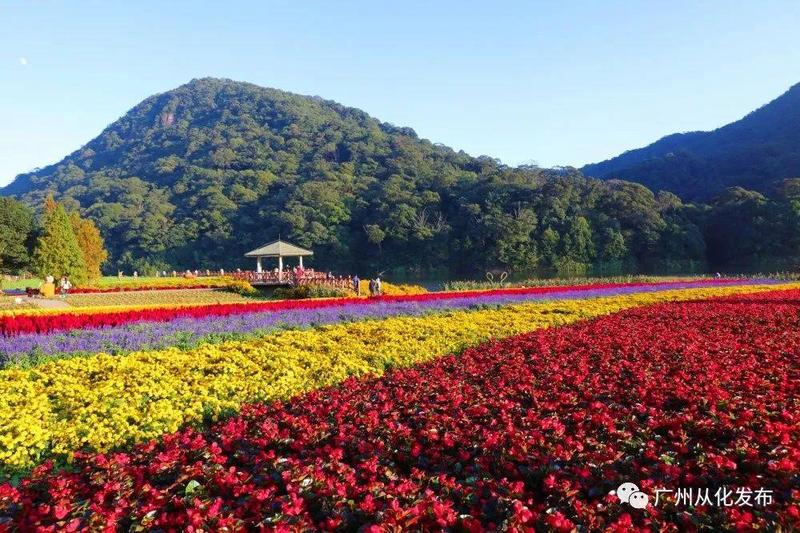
[1,0,799,185]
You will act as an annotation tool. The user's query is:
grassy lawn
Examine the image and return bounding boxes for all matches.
[0,278,42,291]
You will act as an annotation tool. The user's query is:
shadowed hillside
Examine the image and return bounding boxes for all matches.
[583,83,800,200]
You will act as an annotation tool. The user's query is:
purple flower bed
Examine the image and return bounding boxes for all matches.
[0,279,779,365]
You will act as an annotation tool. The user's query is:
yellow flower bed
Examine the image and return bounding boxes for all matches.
[381,282,428,295]
[0,283,793,471]
[356,280,428,296]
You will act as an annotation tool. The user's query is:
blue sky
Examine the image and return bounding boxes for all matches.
[1,1,799,185]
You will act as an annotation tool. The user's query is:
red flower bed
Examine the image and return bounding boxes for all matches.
[0,280,730,337]
[2,290,798,530]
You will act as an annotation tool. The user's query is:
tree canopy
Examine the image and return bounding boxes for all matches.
[0,197,35,274]
[33,198,88,284]
[70,212,108,280]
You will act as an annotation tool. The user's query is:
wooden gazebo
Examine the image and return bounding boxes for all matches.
[244,239,313,282]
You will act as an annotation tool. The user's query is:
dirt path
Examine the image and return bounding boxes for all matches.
[32,298,72,310]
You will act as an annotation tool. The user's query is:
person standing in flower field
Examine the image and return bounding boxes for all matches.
[352,274,360,295]
[58,275,72,299]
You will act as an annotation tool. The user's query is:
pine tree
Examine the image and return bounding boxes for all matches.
[70,212,108,280]
[33,197,88,284]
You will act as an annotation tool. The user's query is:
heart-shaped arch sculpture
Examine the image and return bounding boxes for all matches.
[485,271,509,285]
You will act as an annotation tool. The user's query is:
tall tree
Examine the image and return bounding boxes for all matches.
[70,212,108,280]
[33,198,88,284]
[0,197,35,274]
[601,228,627,260]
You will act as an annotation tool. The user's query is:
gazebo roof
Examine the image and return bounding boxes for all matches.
[244,239,313,258]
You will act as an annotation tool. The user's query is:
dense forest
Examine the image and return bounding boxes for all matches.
[2,78,800,279]
[583,82,800,201]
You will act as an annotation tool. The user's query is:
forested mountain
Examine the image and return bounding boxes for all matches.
[582,82,800,200]
[2,78,799,277]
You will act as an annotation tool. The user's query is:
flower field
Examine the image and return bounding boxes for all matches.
[0,279,798,529]
[73,276,235,293]
[0,278,766,326]
[0,279,773,366]
[62,288,255,308]
[0,297,36,312]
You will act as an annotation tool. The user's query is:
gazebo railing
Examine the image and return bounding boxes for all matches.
[225,270,351,288]
[230,271,284,283]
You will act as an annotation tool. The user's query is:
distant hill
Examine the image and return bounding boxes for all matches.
[0,78,732,275]
[582,83,800,200]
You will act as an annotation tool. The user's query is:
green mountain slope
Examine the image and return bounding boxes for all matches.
[582,82,800,200]
[1,78,712,275]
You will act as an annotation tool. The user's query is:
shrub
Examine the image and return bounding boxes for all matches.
[223,279,258,296]
[273,285,350,300]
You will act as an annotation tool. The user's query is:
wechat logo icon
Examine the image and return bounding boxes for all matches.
[611,482,650,509]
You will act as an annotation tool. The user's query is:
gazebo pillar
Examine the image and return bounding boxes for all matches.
[256,257,262,273]
[278,255,283,281]
[299,256,304,268]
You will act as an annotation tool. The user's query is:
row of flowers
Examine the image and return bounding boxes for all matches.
[0,278,766,334]
[2,289,798,529]
[0,279,778,367]
[69,279,427,296]
[0,283,787,475]
[69,279,234,293]
[2,277,238,296]
[62,287,255,309]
